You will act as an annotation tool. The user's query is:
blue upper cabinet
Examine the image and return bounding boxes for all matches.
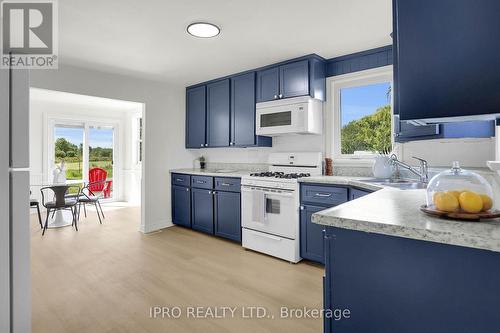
[206,79,230,148]
[280,60,309,99]
[231,73,272,147]
[185,86,206,148]
[393,0,500,121]
[256,67,280,102]
[256,56,326,103]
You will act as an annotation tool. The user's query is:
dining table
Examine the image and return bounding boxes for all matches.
[30,181,81,228]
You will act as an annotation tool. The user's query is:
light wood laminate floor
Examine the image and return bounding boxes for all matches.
[31,204,323,333]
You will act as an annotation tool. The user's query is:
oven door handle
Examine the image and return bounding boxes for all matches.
[251,231,282,242]
[241,186,294,197]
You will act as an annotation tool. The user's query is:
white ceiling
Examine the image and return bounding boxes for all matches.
[58,0,392,86]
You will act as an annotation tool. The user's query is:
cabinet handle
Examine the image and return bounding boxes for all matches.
[186,188,189,192]
[196,180,206,184]
[315,193,332,197]
[212,191,217,195]
[278,94,283,99]
[273,95,278,99]
[200,143,204,147]
[300,205,305,210]
[221,183,231,186]
[176,178,184,182]
[208,190,212,194]
[205,143,209,147]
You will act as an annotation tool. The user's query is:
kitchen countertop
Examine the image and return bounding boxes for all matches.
[312,186,500,253]
[298,175,384,192]
[170,168,250,178]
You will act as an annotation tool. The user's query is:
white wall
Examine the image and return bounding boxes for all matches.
[190,135,324,165]
[30,65,192,233]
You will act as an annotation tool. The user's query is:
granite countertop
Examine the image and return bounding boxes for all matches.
[170,168,250,178]
[298,175,384,192]
[312,186,500,253]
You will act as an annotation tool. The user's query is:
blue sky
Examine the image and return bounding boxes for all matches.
[341,82,391,126]
[55,127,113,148]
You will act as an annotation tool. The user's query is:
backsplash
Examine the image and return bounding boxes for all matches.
[204,162,268,172]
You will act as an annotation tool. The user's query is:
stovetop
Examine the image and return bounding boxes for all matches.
[249,171,311,179]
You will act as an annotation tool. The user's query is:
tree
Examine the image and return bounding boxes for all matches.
[341,105,392,154]
[55,138,78,154]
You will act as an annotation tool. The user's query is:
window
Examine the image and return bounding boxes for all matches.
[330,67,393,160]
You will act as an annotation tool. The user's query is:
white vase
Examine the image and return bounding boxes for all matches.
[372,155,393,179]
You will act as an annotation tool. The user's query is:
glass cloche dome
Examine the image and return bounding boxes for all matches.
[426,162,494,213]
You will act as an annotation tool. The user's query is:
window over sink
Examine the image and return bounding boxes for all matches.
[327,66,393,162]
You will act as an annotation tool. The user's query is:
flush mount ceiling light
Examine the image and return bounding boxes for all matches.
[187,22,220,38]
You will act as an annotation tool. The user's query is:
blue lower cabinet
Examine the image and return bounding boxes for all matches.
[350,188,371,201]
[214,191,241,242]
[323,226,500,333]
[300,204,325,264]
[191,188,214,234]
[172,185,191,227]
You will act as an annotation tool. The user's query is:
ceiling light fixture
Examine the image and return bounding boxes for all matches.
[187,22,220,38]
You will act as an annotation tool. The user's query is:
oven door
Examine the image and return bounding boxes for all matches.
[256,104,305,136]
[241,186,298,239]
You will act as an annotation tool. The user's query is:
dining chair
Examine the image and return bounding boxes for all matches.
[40,185,81,236]
[30,198,43,229]
[76,180,109,224]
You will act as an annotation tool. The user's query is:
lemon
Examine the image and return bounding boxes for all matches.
[480,194,493,212]
[434,192,459,212]
[448,191,462,200]
[458,191,483,213]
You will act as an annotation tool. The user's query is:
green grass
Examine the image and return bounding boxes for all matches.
[59,160,113,180]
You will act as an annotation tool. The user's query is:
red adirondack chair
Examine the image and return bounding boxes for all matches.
[89,167,112,198]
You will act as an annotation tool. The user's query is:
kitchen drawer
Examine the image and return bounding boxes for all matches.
[301,184,348,207]
[214,177,241,192]
[191,175,213,189]
[172,173,190,187]
[242,229,300,263]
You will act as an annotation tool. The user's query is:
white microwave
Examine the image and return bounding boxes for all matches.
[255,96,323,136]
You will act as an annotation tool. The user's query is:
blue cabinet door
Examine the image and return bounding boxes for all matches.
[256,67,280,102]
[186,86,206,148]
[206,79,230,147]
[172,185,191,227]
[214,191,241,242]
[350,188,371,201]
[231,72,257,146]
[300,205,325,264]
[191,188,214,234]
[394,0,500,121]
[231,73,272,147]
[280,60,309,99]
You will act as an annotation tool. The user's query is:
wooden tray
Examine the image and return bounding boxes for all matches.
[420,205,500,221]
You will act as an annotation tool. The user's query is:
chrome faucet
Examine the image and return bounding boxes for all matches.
[389,154,429,183]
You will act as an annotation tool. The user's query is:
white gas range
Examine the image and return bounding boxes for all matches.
[241,152,322,263]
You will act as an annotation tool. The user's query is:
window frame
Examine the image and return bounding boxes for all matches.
[326,66,394,165]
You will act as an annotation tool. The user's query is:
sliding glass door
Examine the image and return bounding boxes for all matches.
[88,125,114,198]
[50,121,117,199]
[53,124,85,183]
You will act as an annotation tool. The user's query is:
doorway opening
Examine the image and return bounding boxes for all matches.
[29,88,145,229]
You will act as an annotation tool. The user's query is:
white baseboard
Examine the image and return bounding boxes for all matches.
[140,219,173,234]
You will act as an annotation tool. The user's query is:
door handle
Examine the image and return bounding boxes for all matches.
[253,231,282,242]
